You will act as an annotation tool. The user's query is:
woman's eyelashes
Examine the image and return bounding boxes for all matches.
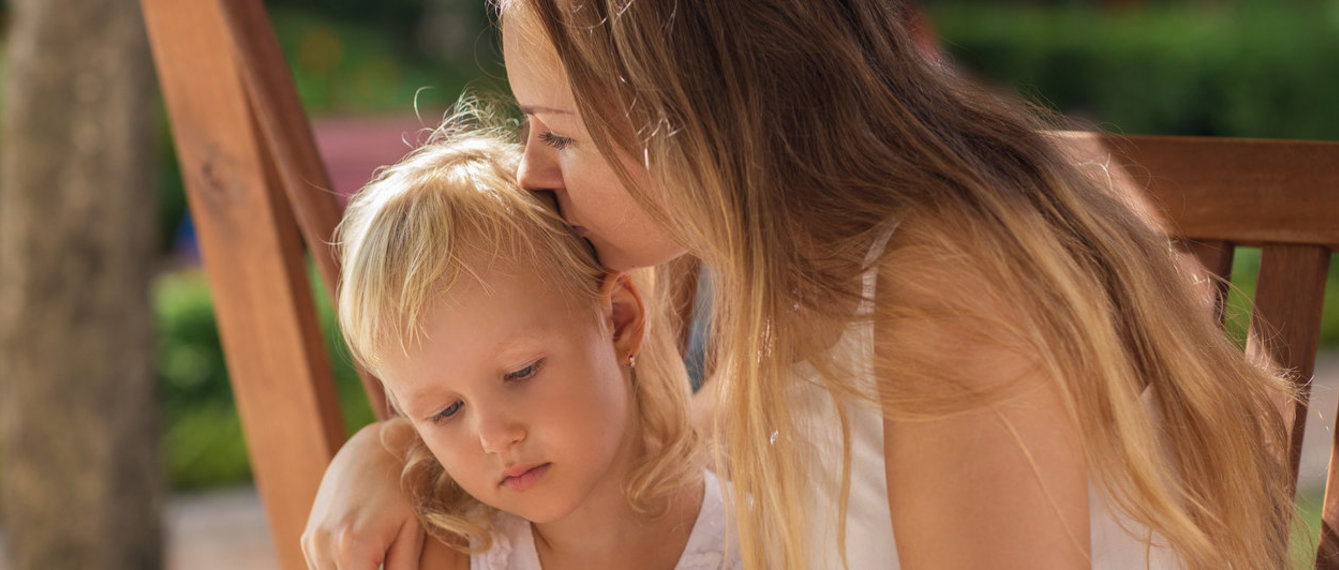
[537,130,573,150]
[522,114,572,150]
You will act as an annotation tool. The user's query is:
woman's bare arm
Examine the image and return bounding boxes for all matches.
[301,418,423,570]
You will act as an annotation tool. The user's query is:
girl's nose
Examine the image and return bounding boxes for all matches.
[476,410,526,454]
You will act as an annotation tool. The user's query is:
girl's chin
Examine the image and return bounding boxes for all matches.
[508,501,578,526]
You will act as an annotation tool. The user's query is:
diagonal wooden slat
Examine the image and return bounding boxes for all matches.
[140,1,346,569]
[218,0,390,419]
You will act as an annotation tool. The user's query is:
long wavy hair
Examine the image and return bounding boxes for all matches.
[333,107,700,552]
[495,1,1296,568]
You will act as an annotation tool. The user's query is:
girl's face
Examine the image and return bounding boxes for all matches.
[503,15,684,271]
[378,258,644,524]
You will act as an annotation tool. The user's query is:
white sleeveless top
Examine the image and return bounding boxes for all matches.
[469,469,742,570]
[791,224,1181,569]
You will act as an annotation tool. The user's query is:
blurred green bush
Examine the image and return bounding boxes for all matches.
[929,1,1339,140]
[157,269,375,489]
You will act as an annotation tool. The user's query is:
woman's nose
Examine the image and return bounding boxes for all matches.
[517,132,563,193]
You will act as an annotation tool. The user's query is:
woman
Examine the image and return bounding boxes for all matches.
[304,1,1294,568]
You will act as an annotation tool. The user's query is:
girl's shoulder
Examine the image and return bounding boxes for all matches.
[466,513,540,570]
[454,471,740,570]
[419,535,470,570]
[676,469,744,570]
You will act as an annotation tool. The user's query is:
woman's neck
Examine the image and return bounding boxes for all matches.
[530,474,704,570]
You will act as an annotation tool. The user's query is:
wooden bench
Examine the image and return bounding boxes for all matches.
[139,0,1339,568]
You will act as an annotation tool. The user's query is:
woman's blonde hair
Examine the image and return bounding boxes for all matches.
[334,104,699,552]
[496,1,1296,568]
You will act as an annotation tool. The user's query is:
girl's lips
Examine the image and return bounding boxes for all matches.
[570,225,590,237]
[500,463,551,492]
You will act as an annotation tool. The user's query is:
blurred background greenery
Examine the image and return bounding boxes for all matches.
[8,0,1338,491]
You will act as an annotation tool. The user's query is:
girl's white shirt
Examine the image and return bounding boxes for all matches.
[793,222,1182,569]
[469,469,742,570]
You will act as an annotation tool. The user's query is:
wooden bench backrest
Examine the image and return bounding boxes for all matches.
[1063,132,1339,567]
[139,1,1339,568]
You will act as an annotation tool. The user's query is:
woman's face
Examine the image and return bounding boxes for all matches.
[502,15,685,271]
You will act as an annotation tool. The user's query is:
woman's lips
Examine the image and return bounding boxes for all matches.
[500,463,551,492]
[570,225,589,237]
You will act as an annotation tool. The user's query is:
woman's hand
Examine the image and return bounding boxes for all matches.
[301,418,424,570]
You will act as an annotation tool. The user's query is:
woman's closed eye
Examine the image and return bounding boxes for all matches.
[537,130,573,150]
[505,359,545,382]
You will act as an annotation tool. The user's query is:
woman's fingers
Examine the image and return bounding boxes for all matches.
[301,500,389,570]
[382,519,427,570]
[301,418,418,570]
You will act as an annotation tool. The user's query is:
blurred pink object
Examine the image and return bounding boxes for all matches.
[311,115,434,207]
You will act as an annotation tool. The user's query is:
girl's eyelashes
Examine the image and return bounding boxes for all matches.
[537,130,573,150]
[505,358,545,382]
[430,400,463,425]
[424,359,542,424]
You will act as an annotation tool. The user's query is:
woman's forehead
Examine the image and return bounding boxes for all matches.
[502,16,576,111]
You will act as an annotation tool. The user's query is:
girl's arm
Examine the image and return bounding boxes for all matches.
[873,221,1090,569]
[302,417,423,570]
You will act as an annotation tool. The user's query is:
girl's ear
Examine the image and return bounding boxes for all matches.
[599,272,646,362]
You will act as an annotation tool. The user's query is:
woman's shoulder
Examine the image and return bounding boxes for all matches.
[873,210,1029,332]
[871,210,1049,407]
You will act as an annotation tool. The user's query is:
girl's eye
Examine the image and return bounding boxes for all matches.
[505,359,544,382]
[538,131,573,150]
[431,400,462,424]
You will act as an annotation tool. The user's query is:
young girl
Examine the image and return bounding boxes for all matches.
[307,2,1296,569]
[331,118,740,569]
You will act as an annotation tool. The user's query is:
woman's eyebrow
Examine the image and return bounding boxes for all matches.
[519,104,574,116]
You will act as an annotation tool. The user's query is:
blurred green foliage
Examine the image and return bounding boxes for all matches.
[929,1,1339,139]
[157,268,376,489]
[267,6,502,115]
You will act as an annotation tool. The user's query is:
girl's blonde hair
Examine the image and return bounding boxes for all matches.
[496,1,1296,568]
[334,105,699,552]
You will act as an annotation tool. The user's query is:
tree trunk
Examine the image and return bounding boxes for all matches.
[0,0,162,568]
